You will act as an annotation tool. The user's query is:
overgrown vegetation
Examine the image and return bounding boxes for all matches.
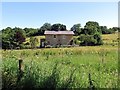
[2,47,118,89]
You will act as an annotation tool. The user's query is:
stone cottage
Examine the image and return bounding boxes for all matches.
[44,31,74,47]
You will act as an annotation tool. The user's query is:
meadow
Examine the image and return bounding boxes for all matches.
[1,46,118,89]
[1,33,119,89]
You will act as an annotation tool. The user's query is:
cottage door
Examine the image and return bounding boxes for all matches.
[58,39,61,46]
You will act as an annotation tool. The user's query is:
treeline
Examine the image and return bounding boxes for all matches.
[1,21,120,49]
[1,21,119,37]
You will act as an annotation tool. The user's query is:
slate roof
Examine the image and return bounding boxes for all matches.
[44,31,74,35]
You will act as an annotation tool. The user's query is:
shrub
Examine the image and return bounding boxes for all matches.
[79,35,96,46]
[78,34,103,46]
[93,34,103,45]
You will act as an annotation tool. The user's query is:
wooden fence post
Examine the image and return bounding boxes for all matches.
[19,59,23,71]
[17,59,24,82]
[88,73,95,90]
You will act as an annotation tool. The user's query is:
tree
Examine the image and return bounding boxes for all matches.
[24,28,39,36]
[13,27,26,48]
[78,35,97,46]
[99,26,108,34]
[107,28,114,34]
[84,21,101,35]
[2,27,15,49]
[2,27,26,49]
[70,24,81,36]
[38,23,51,35]
[99,26,115,34]
[78,34,103,46]
[112,27,120,32]
[51,23,66,31]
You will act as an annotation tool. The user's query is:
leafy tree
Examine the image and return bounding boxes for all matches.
[112,27,120,32]
[99,26,114,34]
[70,24,81,36]
[84,21,101,35]
[107,28,114,34]
[99,26,108,34]
[2,27,15,49]
[14,31,25,44]
[99,26,120,34]
[51,23,66,31]
[79,21,103,46]
[13,27,26,48]
[38,23,51,35]
[2,27,26,49]
[24,28,39,36]
[78,35,97,46]
[78,34,103,46]
[80,28,89,35]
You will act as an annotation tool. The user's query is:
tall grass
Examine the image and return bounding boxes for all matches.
[2,47,118,89]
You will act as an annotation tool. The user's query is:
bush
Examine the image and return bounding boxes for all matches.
[79,35,97,46]
[93,34,103,45]
[78,34,103,46]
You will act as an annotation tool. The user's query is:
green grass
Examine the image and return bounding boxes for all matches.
[101,32,119,46]
[2,46,118,89]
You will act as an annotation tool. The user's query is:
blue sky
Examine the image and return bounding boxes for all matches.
[2,2,118,30]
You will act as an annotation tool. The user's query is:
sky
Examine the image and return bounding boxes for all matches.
[1,2,118,30]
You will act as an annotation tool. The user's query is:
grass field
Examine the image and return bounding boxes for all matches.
[1,33,119,89]
[101,32,119,46]
[2,47,118,89]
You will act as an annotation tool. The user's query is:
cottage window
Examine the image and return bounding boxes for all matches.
[54,35,56,38]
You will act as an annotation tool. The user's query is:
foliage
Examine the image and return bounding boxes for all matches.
[99,26,108,34]
[24,28,39,36]
[2,27,26,49]
[2,27,14,49]
[77,21,103,46]
[112,27,120,32]
[51,23,66,31]
[71,24,81,36]
[99,26,119,34]
[99,26,113,34]
[38,23,51,35]
[93,34,103,45]
[78,35,97,46]
[78,34,103,46]
[84,21,101,35]
[1,21,119,49]
[13,29,26,47]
